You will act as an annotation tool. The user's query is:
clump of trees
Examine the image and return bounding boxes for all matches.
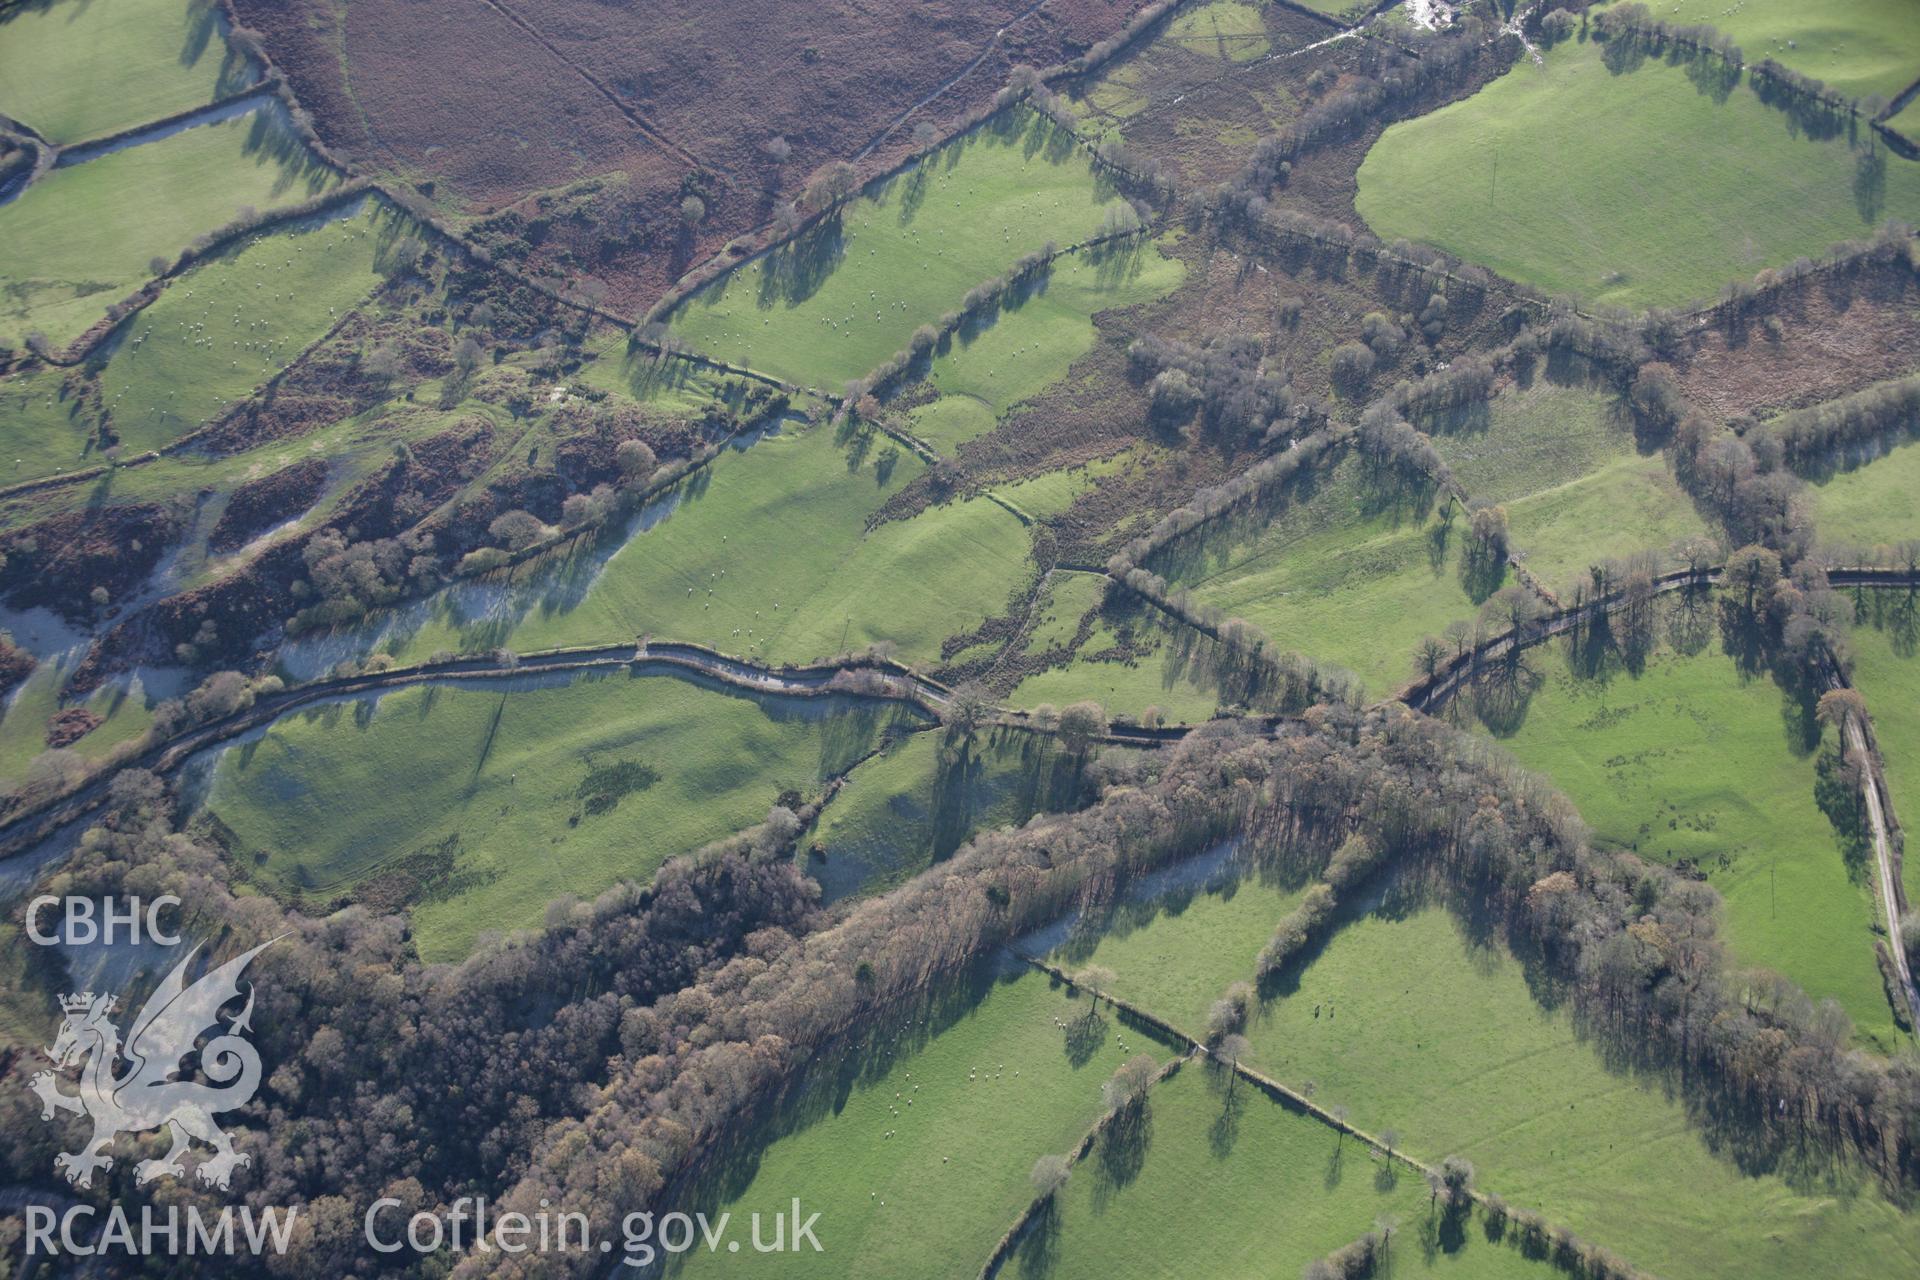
[1029,1153,1071,1199]
[1127,331,1299,444]
[1756,373,1920,475]
[1330,341,1377,397]
[1257,833,1387,977]
[1102,1053,1161,1111]
[1671,411,1812,558]
[1302,1225,1392,1280]
[289,527,439,632]
[1205,980,1254,1044]
[1356,402,1446,481]
[20,683,1920,1268]
[1390,355,1497,424]
[801,160,858,213]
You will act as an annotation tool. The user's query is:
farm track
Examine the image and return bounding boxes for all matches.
[1844,708,1920,1027]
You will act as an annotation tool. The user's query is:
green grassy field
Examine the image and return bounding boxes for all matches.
[810,728,1095,901]
[1597,0,1920,101]
[0,658,154,790]
[1009,598,1241,724]
[991,454,1134,523]
[1048,869,1307,1034]
[1159,0,1272,64]
[0,105,342,348]
[1160,454,1483,698]
[907,243,1184,454]
[1035,1064,1558,1280]
[0,0,252,144]
[1356,36,1920,308]
[1848,602,1920,904]
[204,672,921,959]
[1024,571,1109,654]
[1891,94,1920,145]
[670,109,1131,389]
[1475,644,1899,1048]
[1808,433,1920,550]
[0,362,103,482]
[1430,379,1712,588]
[667,968,1149,1280]
[1002,848,1920,1278]
[1504,453,1711,590]
[383,419,1033,667]
[1429,381,1632,507]
[1241,903,1920,1280]
[94,199,400,455]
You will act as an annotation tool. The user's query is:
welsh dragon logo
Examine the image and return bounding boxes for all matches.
[30,940,276,1191]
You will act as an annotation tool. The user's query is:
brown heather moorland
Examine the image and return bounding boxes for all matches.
[237,0,1138,311]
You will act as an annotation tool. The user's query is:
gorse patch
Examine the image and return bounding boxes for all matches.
[576,759,662,816]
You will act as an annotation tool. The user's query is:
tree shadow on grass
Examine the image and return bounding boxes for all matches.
[1468,651,1545,738]
[1208,1073,1244,1160]
[660,959,1021,1232]
[755,212,845,311]
[1013,1196,1061,1279]
[1090,1097,1151,1212]
[1814,744,1872,885]
[1324,1128,1345,1189]
[1064,1006,1110,1069]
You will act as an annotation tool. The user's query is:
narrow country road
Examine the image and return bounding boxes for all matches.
[1844,711,1920,1029]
